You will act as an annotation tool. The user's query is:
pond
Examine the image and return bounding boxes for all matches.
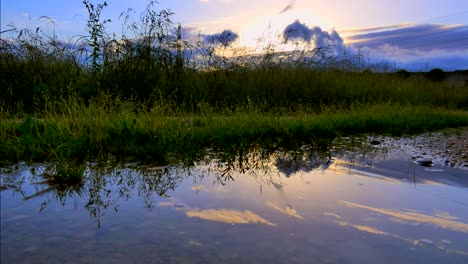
[1,129,468,263]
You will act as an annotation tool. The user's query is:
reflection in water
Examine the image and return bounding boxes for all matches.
[332,160,403,184]
[2,142,467,229]
[2,133,468,263]
[266,200,304,220]
[323,212,343,219]
[186,209,276,226]
[338,221,388,235]
[341,201,468,233]
[5,162,190,227]
[330,216,468,257]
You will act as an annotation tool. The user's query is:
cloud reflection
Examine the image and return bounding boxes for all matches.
[186,209,276,226]
[338,221,388,235]
[341,201,468,233]
[328,210,468,256]
[266,200,304,220]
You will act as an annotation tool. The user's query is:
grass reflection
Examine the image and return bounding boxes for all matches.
[6,131,463,229]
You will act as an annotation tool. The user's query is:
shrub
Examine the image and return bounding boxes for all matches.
[426,68,447,82]
[395,69,410,79]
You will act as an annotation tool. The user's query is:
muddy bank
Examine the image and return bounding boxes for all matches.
[330,127,468,188]
[368,127,468,169]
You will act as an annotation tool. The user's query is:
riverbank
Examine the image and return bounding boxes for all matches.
[1,102,467,165]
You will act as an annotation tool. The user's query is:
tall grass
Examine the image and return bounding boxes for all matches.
[1,1,467,113]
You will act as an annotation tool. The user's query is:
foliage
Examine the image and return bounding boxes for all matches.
[83,0,111,72]
[426,68,447,82]
[395,69,411,79]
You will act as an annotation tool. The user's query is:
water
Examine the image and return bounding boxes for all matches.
[1,136,468,263]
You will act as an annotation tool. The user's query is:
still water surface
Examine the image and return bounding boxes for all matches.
[1,139,468,263]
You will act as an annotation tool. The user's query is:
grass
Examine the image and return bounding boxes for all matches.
[1,100,467,165]
[1,1,468,183]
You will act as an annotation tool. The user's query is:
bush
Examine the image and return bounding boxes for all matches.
[395,69,411,79]
[426,68,447,82]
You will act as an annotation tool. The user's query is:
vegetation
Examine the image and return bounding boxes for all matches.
[1,1,467,181]
[426,68,448,82]
[1,101,467,166]
[394,69,411,79]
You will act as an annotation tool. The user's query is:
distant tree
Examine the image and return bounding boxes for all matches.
[426,68,447,82]
[362,69,373,75]
[395,69,410,79]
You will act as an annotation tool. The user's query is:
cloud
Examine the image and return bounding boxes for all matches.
[347,24,468,52]
[338,24,413,35]
[180,26,201,42]
[180,27,239,46]
[279,0,295,14]
[203,29,239,46]
[345,24,468,70]
[283,20,344,52]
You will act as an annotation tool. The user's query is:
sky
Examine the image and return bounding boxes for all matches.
[1,0,468,71]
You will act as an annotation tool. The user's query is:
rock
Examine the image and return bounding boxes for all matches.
[416,158,433,167]
[370,140,381,145]
[300,145,309,151]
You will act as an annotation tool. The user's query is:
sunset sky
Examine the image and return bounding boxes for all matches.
[2,0,468,70]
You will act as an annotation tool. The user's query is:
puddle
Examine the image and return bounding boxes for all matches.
[1,130,468,263]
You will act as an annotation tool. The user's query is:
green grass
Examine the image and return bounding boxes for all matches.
[1,100,467,165]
